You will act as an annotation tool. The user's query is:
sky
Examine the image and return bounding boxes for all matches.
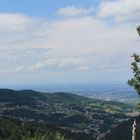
[0,0,140,86]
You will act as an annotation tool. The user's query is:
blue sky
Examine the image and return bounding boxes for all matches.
[0,0,140,86]
[0,0,99,17]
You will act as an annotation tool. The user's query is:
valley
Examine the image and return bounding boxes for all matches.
[0,89,138,140]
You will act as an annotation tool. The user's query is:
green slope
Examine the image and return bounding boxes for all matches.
[105,116,140,140]
[0,117,69,140]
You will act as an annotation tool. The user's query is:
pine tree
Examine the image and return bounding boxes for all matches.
[128,26,140,95]
[128,26,140,140]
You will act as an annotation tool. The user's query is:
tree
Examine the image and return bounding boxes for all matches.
[128,26,140,95]
[137,26,140,36]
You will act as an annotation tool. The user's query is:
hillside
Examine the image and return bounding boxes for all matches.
[0,116,81,140]
[0,117,65,140]
[0,89,137,140]
[105,116,140,140]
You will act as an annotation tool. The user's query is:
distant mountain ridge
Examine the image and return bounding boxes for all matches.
[3,83,138,102]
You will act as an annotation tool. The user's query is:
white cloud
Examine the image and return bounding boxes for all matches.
[0,13,31,31]
[33,58,90,71]
[32,55,130,72]
[56,6,94,17]
[0,12,139,83]
[97,0,140,23]
[45,16,138,56]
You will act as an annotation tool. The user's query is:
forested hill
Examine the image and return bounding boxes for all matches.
[0,89,137,140]
[105,116,140,140]
[0,89,134,111]
[0,117,69,140]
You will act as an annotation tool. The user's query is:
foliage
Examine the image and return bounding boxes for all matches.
[128,53,140,95]
[105,116,140,140]
[137,26,140,36]
[0,117,68,140]
[128,27,140,95]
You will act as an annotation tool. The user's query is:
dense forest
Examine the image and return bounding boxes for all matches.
[0,116,97,140]
[0,117,67,140]
[105,116,140,140]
